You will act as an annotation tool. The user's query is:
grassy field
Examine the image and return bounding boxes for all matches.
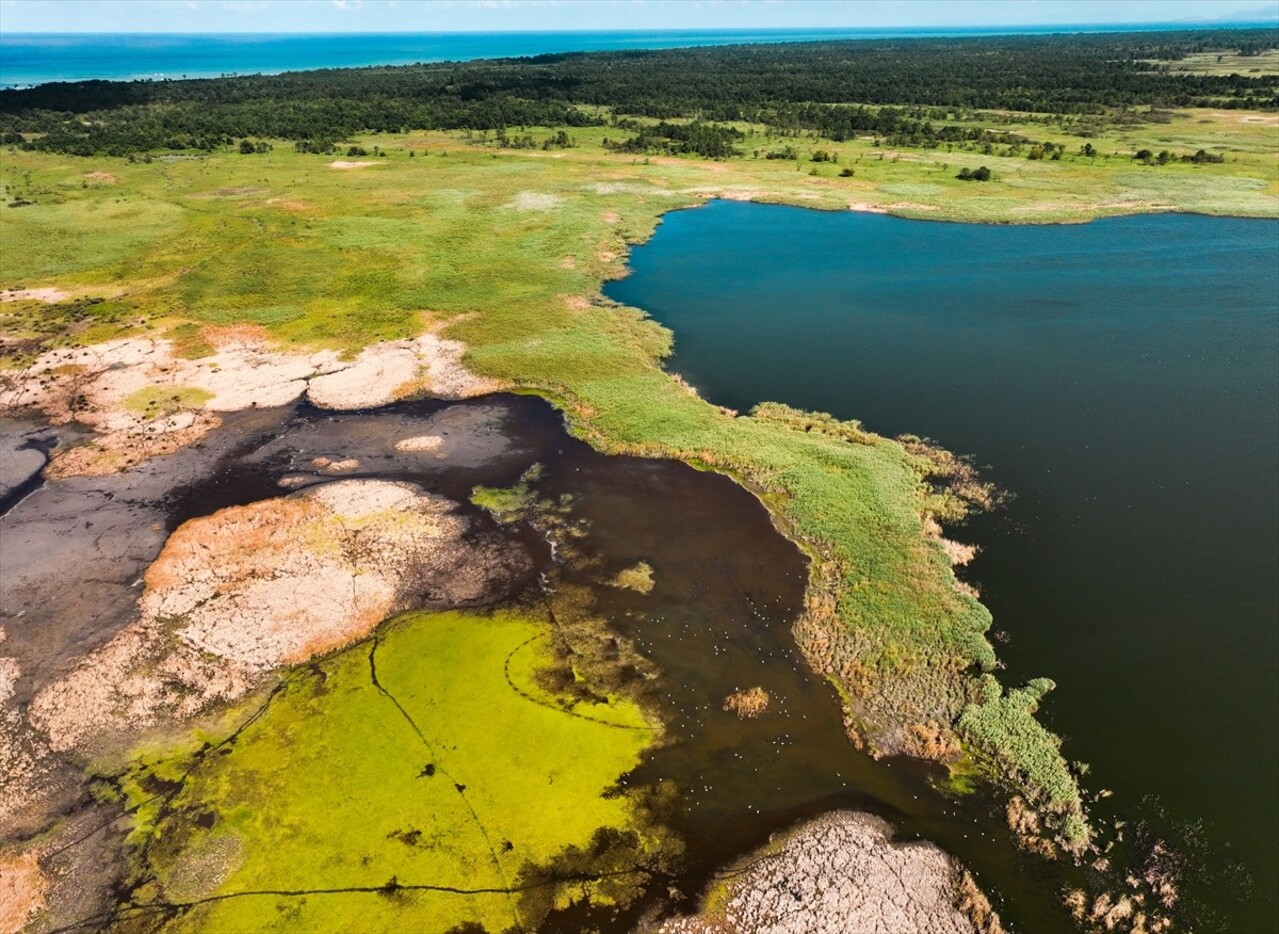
[1142,48,1279,76]
[110,609,661,932]
[3,106,1275,849]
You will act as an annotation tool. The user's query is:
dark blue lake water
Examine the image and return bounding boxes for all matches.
[606,202,1279,930]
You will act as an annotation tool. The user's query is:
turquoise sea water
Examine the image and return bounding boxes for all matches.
[606,203,1279,930]
[1,25,1272,88]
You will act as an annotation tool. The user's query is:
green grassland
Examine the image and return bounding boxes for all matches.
[110,609,662,932]
[3,107,1276,848]
[1142,48,1279,76]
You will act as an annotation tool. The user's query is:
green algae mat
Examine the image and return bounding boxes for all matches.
[112,609,662,932]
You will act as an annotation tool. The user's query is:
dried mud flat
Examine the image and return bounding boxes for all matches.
[30,478,529,756]
[0,393,1006,934]
[656,811,993,934]
[0,330,501,478]
[0,396,545,932]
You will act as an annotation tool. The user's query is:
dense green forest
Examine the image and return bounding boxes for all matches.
[1,29,1276,156]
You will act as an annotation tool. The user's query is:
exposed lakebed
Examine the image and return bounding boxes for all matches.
[2,394,1078,932]
[606,202,1279,930]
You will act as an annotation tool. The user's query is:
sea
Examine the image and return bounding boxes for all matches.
[0,24,1273,89]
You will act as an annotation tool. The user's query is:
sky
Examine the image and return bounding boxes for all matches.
[0,0,1275,34]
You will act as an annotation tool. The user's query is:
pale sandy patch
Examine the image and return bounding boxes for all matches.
[589,181,674,197]
[848,200,890,213]
[395,435,444,453]
[264,196,309,211]
[0,288,69,303]
[201,323,272,343]
[306,332,501,409]
[602,211,620,223]
[0,850,48,934]
[311,456,360,473]
[1210,110,1279,126]
[31,479,518,750]
[509,190,563,211]
[564,295,591,313]
[559,255,577,269]
[0,330,500,477]
[0,655,52,828]
[328,160,380,169]
[83,171,117,183]
[46,410,223,480]
[660,811,987,934]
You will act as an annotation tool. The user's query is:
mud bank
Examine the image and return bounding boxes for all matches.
[2,395,1075,933]
[0,329,500,479]
[656,811,993,934]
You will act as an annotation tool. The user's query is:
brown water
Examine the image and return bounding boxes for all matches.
[154,393,1079,932]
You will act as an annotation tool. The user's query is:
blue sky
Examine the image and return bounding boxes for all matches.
[0,0,1275,34]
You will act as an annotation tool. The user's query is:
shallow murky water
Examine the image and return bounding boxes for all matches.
[144,393,1078,931]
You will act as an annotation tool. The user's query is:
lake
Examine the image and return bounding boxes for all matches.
[605,202,1279,930]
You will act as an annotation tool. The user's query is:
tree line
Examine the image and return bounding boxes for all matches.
[1,29,1275,157]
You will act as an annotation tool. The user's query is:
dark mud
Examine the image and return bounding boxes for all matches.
[3,395,1077,932]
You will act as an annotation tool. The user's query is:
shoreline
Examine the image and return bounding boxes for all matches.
[2,124,1273,928]
[5,176,1262,831]
[1,394,1019,933]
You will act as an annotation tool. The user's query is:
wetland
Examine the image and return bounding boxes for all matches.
[607,203,1279,930]
[2,29,1277,930]
[3,394,1073,932]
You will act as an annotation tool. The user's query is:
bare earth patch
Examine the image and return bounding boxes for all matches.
[509,190,563,211]
[83,171,117,183]
[328,160,380,169]
[1210,110,1279,126]
[0,850,48,934]
[701,187,764,203]
[311,456,360,473]
[0,331,500,477]
[0,288,69,304]
[657,811,995,934]
[29,479,529,753]
[0,655,53,826]
[394,434,444,453]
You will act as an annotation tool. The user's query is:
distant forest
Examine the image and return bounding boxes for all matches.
[1,29,1276,157]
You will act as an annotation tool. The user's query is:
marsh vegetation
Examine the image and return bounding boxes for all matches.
[1,28,1276,934]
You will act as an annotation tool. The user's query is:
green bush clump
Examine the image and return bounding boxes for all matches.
[958,675,1090,849]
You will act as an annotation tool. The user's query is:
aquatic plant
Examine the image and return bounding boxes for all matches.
[110,610,660,932]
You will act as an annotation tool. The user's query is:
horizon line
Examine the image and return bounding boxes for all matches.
[4,21,1277,37]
